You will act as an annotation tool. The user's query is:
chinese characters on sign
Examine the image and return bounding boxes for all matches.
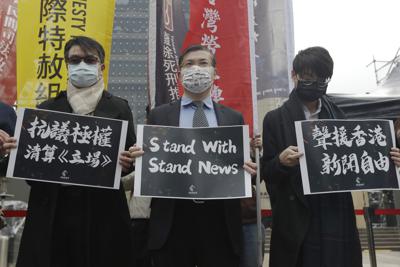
[161,0,180,101]
[24,117,113,167]
[162,29,179,101]
[7,108,128,189]
[295,120,400,194]
[17,0,115,108]
[0,0,18,105]
[181,0,257,134]
[134,125,252,199]
[200,0,224,102]
[150,0,187,106]
[35,0,87,104]
[0,0,17,74]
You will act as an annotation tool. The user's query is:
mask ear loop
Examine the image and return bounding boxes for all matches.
[98,63,105,81]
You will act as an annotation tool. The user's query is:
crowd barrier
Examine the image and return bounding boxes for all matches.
[3,208,400,267]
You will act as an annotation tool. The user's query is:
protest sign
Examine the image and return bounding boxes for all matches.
[296,119,400,194]
[7,108,127,189]
[134,125,251,199]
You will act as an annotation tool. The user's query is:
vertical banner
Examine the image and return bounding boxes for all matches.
[182,0,258,134]
[148,0,187,108]
[0,0,18,105]
[17,0,116,108]
[254,0,294,100]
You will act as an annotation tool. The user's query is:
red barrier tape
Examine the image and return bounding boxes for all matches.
[372,209,400,216]
[261,209,400,217]
[3,209,400,218]
[2,210,27,218]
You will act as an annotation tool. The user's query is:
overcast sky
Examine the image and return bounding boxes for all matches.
[292,0,400,94]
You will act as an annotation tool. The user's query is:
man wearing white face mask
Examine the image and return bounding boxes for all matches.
[15,36,136,267]
[129,45,257,267]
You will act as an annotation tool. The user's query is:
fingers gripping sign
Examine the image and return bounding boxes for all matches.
[279,146,303,167]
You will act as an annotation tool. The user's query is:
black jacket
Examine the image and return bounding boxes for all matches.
[17,91,136,267]
[261,92,362,267]
[147,99,244,255]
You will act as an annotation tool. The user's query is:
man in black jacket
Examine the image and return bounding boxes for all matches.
[0,36,136,267]
[261,47,363,267]
[130,45,257,267]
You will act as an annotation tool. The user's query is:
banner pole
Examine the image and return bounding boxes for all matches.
[255,147,263,267]
[363,206,377,267]
[247,0,262,264]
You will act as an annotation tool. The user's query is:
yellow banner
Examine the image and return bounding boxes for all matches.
[17,0,115,108]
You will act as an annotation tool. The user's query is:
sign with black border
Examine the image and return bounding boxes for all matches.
[7,108,127,189]
[296,119,400,194]
[134,125,252,199]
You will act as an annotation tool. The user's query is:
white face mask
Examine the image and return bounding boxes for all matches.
[181,65,214,94]
[68,62,100,88]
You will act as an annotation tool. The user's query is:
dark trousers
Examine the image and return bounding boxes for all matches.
[152,200,239,267]
[131,219,152,267]
[50,187,88,267]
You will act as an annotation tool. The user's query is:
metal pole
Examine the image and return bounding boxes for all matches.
[0,235,8,267]
[363,206,377,267]
[255,148,263,267]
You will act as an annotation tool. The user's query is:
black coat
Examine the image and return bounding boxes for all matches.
[147,100,244,255]
[261,92,362,267]
[0,101,16,136]
[16,91,136,267]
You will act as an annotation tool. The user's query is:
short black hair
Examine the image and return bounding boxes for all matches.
[178,44,216,67]
[64,36,105,64]
[293,46,333,79]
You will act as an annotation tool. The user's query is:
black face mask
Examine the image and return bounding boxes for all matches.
[295,82,327,102]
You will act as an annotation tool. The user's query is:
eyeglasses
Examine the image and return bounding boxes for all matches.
[297,77,331,88]
[66,55,100,65]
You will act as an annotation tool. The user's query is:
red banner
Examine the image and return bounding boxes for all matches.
[0,0,17,105]
[182,0,257,134]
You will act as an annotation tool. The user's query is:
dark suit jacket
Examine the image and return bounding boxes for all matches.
[17,91,136,267]
[147,99,244,255]
[0,101,16,135]
[261,92,362,267]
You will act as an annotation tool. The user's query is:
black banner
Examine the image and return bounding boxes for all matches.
[7,108,127,189]
[296,119,400,194]
[149,0,187,107]
[254,0,294,99]
[134,125,251,199]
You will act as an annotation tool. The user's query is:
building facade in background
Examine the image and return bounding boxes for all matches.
[109,0,190,126]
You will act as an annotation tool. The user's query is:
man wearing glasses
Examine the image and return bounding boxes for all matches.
[261,47,363,267]
[14,36,136,267]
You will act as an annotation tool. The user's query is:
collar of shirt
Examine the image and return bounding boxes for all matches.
[302,98,322,120]
[181,94,214,110]
[179,94,217,127]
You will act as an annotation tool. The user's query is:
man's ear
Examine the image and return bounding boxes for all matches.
[291,70,298,88]
[213,67,217,80]
[291,70,296,80]
[100,64,105,71]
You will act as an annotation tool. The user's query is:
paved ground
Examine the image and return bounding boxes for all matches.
[362,250,400,267]
[262,250,400,266]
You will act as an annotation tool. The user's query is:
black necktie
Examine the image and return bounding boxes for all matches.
[191,101,208,204]
[192,101,209,127]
